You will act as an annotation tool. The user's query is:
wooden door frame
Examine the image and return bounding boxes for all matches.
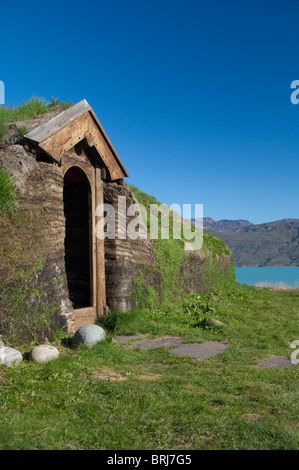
[62,154,106,323]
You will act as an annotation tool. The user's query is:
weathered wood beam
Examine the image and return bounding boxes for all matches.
[25,100,129,181]
[95,167,106,318]
[25,99,91,144]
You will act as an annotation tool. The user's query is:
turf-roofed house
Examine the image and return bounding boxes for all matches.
[0,100,154,334]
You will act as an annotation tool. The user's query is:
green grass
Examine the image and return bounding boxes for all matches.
[129,184,235,312]
[0,96,72,141]
[0,283,298,450]
[0,167,18,214]
[0,206,62,341]
[129,184,230,257]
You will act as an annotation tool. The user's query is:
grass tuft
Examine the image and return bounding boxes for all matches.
[0,96,72,141]
[0,167,18,214]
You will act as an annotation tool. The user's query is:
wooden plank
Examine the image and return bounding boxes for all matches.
[74,307,96,316]
[74,307,97,329]
[91,167,97,308]
[25,99,91,143]
[74,307,97,330]
[95,168,106,318]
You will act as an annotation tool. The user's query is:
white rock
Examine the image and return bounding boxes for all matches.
[0,340,4,348]
[73,324,106,347]
[29,345,59,364]
[0,346,22,367]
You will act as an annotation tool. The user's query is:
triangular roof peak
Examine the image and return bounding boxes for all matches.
[25,99,129,180]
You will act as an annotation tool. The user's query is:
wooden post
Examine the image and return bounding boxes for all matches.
[95,167,106,318]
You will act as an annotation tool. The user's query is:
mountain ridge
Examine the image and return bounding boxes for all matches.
[192,217,299,267]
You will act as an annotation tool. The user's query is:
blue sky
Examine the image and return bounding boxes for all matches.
[1,0,299,224]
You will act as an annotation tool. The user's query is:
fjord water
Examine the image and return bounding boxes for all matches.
[235,267,299,288]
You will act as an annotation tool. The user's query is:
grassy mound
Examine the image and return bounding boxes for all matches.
[0,97,72,141]
[126,185,235,324]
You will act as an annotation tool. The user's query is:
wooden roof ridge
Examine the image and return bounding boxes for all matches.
[25,99,129,178]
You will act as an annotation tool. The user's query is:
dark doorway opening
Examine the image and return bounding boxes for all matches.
[63,166,92,308]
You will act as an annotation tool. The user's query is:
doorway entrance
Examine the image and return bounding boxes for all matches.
[63,166,92,309]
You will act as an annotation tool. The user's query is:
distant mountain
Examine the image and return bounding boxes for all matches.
[201,217,253,232]
[192,218,299,267]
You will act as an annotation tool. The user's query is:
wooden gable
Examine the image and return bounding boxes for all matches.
[25,99,129,181]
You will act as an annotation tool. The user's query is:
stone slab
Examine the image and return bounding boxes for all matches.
[169,341,230,361]
[114,335,148,344]
[135,337,185,350]
[257,355,297,369]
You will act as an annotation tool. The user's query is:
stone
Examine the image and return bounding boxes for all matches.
[73,324,106,347]
[114,335,148,344]
[0,340,4,348]
[29,345,59,364]
[208,318,225,327]
[169,341,230,361]
[257,355,297,369]
[4,145,36,188]
[0,346,22,367]
[135,337,185,350]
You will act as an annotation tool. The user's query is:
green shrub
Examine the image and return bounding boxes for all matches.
[183,292,216,328]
